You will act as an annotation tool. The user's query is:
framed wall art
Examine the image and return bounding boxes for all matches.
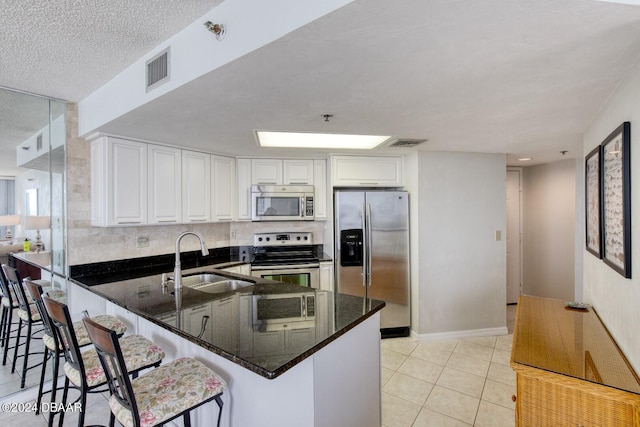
[601,122,631,278]
[585,145,602,258]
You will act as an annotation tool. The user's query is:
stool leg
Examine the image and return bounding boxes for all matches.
[11,318,23,373]
[48,350,60,426]
[20,320,33,388]
[57,377,69,427]
[1,308,11,365]
[36,347,49,414]
[215,395,224,427]
[184,412,191,427]
[77,386,87,427]
[0,306,6,348]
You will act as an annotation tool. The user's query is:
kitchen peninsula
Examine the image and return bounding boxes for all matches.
[67,254,384,427]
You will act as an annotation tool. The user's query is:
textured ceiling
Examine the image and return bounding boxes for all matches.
[95,0,640,165]
[3,0,640,176]
[0,0,220,175]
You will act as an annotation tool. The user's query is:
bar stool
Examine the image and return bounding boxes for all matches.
[0,266,18,355]
[2,264,45,389]
[43,296,166,427]
[83,316,226,427]
[25,280,129,425]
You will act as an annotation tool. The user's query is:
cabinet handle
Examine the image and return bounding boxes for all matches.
[117,221,141,224]
[257,181,278,184]
[156,220,177,223]
[359,182,378,185]
[288,182,307,185]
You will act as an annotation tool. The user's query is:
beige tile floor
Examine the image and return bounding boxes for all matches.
[381,305,517,427]
[0,305,518,426]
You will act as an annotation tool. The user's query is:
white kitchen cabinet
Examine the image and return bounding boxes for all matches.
[313,159,327,219]
[331,155,403,187]
[220,263,251,276]
[210,295,237,350]
[148,144,181,224]
[182,150,211,223]
[236,158,252,220]
[319,261,334,292]
[182,302,213,342]
[283,160,314,185]
[91,136,148,226]
[211,155,235,221]
[252,159,283,185]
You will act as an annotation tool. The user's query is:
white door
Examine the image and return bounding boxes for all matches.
[506,169,522,304]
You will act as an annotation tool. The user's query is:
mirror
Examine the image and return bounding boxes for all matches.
[0,87,66,397]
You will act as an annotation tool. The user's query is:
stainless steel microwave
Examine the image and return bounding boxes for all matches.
[252,293,316,332]
[251,185,315,221]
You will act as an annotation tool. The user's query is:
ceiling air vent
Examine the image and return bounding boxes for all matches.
[146,48,170,92]
[389,138,427,148]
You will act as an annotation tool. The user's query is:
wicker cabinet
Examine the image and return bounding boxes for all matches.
[511,296,640,427]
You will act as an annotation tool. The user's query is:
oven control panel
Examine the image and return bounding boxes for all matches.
[254,232,312,247]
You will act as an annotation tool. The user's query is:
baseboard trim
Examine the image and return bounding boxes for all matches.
[412,326,509,342]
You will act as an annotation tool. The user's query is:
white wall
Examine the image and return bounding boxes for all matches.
[583,57,640,373]
[416,151,507,337]
[521,159,576,300]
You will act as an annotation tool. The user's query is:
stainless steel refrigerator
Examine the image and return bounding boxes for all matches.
[334,190,410,337]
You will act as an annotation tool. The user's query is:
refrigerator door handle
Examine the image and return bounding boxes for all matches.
[361,203,367,288]
[366,203,373,287]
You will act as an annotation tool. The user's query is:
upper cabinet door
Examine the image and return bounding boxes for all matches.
[236,159,251,220]
[331,156,403,187]
[283,160,314,185]
[148,144,181,224]
[211,155,235,221]
[182,150,211,223]
[91,136,147,226]
[313,159,327,219]
[252,159,283,185]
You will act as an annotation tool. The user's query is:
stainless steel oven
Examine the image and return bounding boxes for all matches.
[250,232,320,289]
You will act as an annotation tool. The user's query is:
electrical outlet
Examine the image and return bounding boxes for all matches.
[495,230,502,241]
[136,235,150,248]
[230,230,237,239]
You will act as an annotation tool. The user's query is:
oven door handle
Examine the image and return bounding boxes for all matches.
[250,263,320,271]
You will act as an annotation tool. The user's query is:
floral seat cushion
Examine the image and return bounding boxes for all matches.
[42,333,58,352]
[109,357,226,427]
[64,335,165,388]
[74,315,127,347]
[1,295,17,308]
[18,303,40,321]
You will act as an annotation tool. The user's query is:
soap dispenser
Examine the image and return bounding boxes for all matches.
[23,238,30,252]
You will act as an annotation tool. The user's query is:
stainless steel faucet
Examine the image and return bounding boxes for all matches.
[174,231,209,291]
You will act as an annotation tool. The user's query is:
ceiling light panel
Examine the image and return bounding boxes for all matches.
[255,131,393,149]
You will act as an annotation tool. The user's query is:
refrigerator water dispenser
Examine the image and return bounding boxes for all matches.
[340,229,363,266]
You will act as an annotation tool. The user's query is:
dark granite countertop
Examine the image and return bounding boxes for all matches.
[69,256,382,380]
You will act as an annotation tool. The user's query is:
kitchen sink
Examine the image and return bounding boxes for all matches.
[180,273,253,293]
[180,273,232,287]
[190,280,253,294]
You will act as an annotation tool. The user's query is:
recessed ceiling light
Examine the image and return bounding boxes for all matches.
[255,131,393,149]
[518,157,532,162]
